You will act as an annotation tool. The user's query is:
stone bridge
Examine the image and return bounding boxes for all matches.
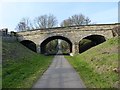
[16,23,119,54]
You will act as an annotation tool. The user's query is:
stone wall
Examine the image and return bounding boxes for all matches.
[1,28,17,42]
[16,23,120,54]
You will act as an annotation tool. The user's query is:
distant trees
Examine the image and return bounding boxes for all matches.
[45,39,58,54]
[34,14,58,29]
[61,40,70,53]
[15,18,33,31]
[15,14,58,31]
[61,14,91,27]
[15,13,92,31]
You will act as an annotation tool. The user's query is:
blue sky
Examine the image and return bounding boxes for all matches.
[0,2,118,31]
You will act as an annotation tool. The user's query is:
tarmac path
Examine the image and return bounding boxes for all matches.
[32,51,86,88]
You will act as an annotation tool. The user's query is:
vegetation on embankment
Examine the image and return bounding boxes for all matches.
[0,38,2,89]
[2,40,53,88]
[66,37,119,88]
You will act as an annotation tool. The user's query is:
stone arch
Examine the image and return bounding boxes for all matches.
[79,34,106,53]
[40,36,72,54]
[20,40,37,52]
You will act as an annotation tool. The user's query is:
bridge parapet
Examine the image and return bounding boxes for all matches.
[17,23,119,36]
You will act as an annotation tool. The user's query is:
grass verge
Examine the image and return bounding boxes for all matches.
[65,37,119,88]
[2,40,53,88]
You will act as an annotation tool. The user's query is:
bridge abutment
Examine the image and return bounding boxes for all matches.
[36,45,40,53]
[72,42,79,54]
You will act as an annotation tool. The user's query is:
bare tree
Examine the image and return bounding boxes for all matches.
[15,18,33,31]
[84,17,91,25]
[34,15,47,29]
[60,19,73,27]
[34,14,58,29]
[48,14,58,28]
[61,14,91,27]
[71,14,85,25]
[15,22,26,31]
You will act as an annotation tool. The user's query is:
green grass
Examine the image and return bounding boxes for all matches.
[0,64,2,89]
[66,37,119,88]
[2,40,53,88]
[0,38,2,89]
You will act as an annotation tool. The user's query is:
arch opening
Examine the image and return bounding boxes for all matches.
[79,35,106,53]
[20,40,36,52]
[40,36,72,55]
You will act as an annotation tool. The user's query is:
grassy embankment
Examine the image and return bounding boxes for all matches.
[66,37,119,88]
[2,40,53,88]
[0,38,2,89]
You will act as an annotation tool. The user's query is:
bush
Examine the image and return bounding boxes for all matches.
[112,26,120,36]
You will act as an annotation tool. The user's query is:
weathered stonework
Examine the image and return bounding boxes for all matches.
[16,23,119,54]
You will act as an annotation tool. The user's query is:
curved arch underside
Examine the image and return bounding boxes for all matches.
[19,35,106,54]
[84,35,106,44]
[20,40,36,52]
[40,36,72,54]
[79,35,106,53]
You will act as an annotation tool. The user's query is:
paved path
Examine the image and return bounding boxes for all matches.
[32,51,86,88]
